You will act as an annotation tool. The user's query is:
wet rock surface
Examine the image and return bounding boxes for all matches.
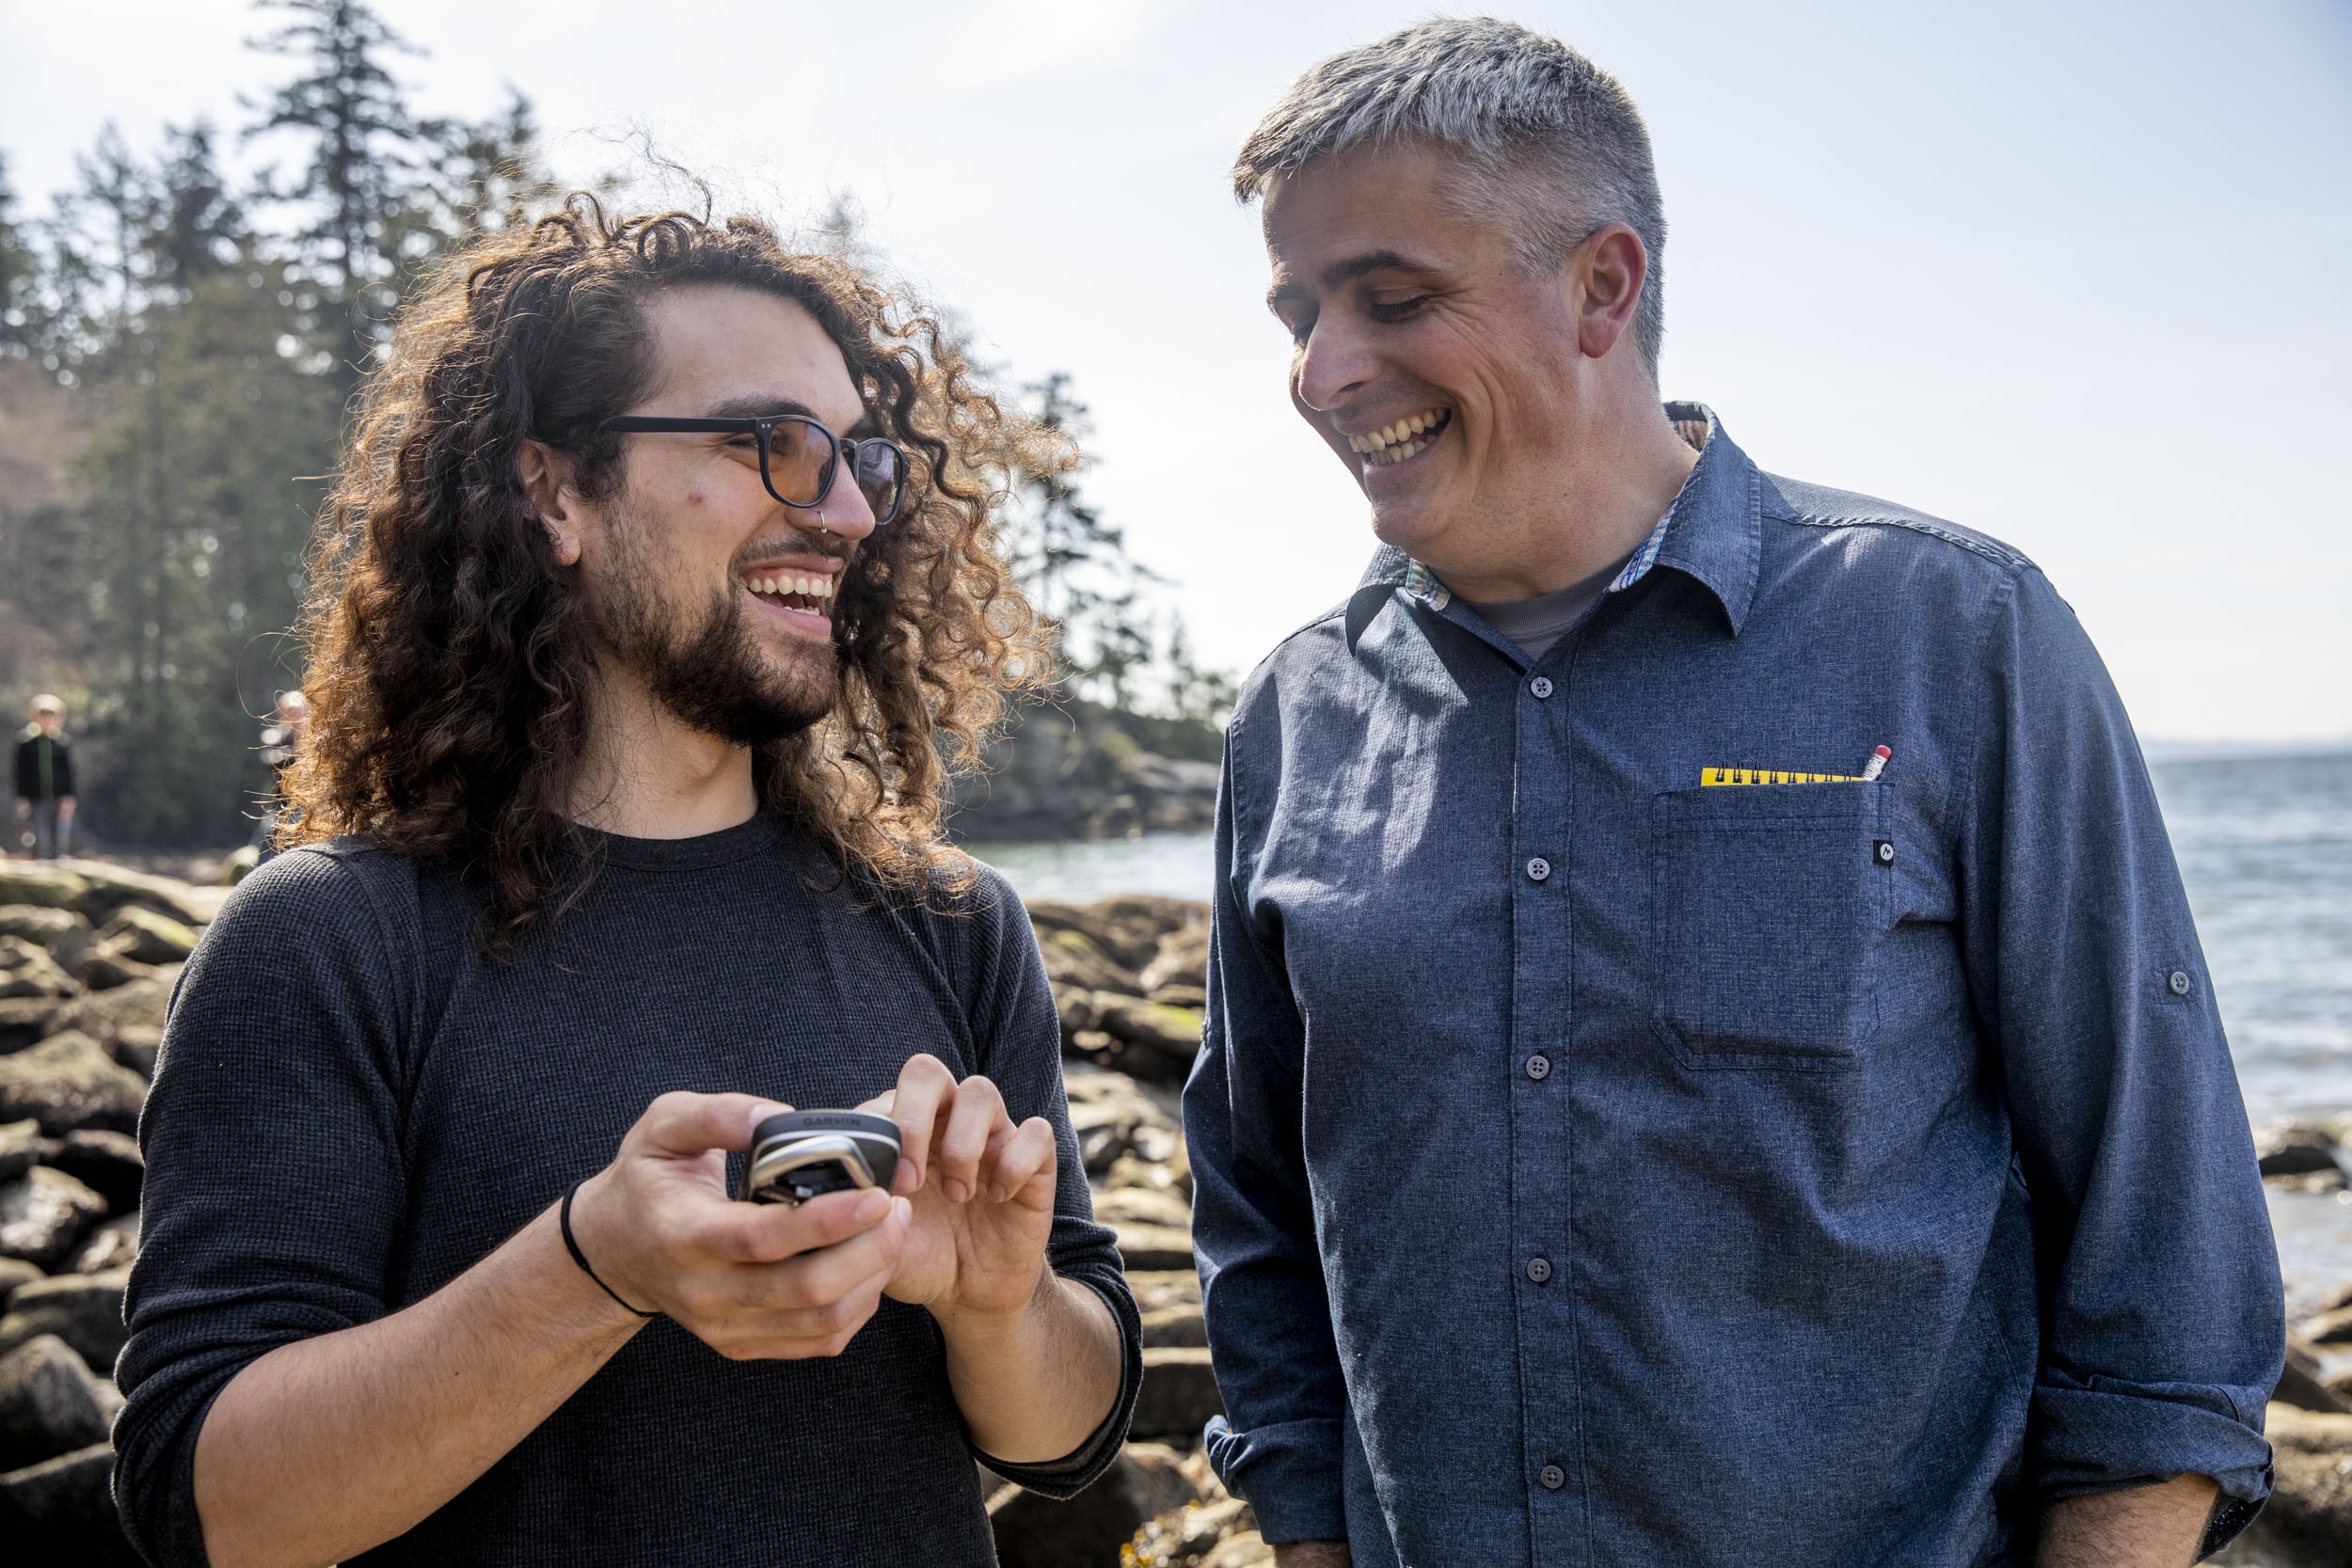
[0,1268,132,1371]
[0,861,174,1562]
[0,1334,112,1471]
[2,870,2341,1567]
[0,1031,148,1135]
[0,1167,108,1271]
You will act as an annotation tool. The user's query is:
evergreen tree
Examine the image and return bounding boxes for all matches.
[0,154,43,354]
[245,0,437,406]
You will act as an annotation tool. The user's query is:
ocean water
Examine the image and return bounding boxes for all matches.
[976,750,2352,1305]
[2152,751,2352,1312]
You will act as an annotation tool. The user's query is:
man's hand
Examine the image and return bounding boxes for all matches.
[11,798,25,819]
[1274,1544,1351,1568]
[56,795,73,818]
[567,1090,909,1359]
[863,1053,1059,1323]
[2037,1474,2217,1567]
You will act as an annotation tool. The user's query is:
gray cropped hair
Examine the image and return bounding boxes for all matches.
[1234,17,1668,373]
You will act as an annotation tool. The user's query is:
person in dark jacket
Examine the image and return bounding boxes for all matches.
[12,694,75,858]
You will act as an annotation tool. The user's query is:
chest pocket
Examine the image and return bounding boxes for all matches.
[1649,783,1891,1069]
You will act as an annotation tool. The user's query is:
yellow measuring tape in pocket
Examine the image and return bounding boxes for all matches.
[1700,768,1864,786]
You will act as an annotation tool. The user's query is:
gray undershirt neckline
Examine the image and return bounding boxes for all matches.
[1460,546,1638,662]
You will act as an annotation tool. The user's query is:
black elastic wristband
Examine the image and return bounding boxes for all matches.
[561,1180,657,1318]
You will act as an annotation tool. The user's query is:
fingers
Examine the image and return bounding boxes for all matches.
[697,1185,891,1265]
[981,1117,1058,1207]
[885,1054,958,1194]
[936,1076,1012,1203]
[628,1090,792,1160]
[674,1196,914,1361]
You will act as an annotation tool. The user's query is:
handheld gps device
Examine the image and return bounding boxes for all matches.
[742,1110,903,1206]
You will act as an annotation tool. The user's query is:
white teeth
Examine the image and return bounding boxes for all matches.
[1346,409,1448,457]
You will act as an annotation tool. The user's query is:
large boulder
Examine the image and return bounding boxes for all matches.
[2277,1331,2352,1415]
[95,907,198,966]
[1035,927,1142,996]
[2212,1405,2352,1565]
[1027,897,1204,974]
[1063,1068,1173,1176]
[2257,1120,2345,1180]
[1095,1186,1192,1230]
[0,1440,143,1566]
[0,937,76,1001]
[1142,1304,1207,1348]
[0,1269,132,1372]
[71,978,172,1038]
[0,1118,38,1183]
[1131,1347,1223,1441]
[41,1131,141,1215]
[0,997,71,1054]
[1081,995,1203,1085]
[75,942,163,992]
[1124,1270,1202,1317]
[0,908,88,953]
[67,1215,137,1275]
[0,1031,147,1135]
[1140,923,1210,995]
[50,857,220,927]
[113,1025,162,1080]
[0,1334,111,1471]
[988,1442,1200,1568]
[0,868,89,912]
[0,1169,107,1271]
[1115,1224,1196,1273]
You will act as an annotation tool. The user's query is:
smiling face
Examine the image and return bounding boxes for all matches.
[1264,142,1632,581]
[580,285,882,745]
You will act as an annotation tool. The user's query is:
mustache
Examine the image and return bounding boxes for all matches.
[729,531,855,571]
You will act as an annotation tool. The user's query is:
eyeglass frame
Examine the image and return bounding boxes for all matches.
[596,412,911,526]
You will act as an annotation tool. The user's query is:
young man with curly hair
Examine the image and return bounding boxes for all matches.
[112,200,1139,1568]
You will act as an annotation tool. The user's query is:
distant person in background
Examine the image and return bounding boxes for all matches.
[12,694,76,858]
[1185,19,2281,1568]
[249,689,308,863]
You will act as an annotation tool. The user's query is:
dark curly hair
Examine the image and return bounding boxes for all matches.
[280,196,1054,951]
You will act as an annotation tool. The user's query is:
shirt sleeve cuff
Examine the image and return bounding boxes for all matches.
[1203,1414,1347,1544]
[2028,1370,2275,1555]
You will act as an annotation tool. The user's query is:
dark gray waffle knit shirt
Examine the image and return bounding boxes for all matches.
[113,816,1142,1567]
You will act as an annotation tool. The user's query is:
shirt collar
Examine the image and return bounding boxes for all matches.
[1346,401,1760,647]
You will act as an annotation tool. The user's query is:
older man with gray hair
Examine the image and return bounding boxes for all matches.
[1184,19,2280,1568]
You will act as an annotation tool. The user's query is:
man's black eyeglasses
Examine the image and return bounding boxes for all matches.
[598,413,910,526]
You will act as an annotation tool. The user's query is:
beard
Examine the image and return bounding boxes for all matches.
[587,519,838,747]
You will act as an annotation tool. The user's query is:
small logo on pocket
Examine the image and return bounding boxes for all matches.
[1872,840,1895,866]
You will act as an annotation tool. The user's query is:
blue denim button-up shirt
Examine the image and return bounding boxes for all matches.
[1184,405,2282,1568]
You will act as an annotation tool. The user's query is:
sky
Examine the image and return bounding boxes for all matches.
[4,0,2347,742]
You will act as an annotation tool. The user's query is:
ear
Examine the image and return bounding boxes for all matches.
[1569,223,1649,362]
[518,439,584,567]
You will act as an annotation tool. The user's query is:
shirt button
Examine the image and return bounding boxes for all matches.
[1524,1053,1550,1081]
[2169,970,2192,996]
[1526,1256,1552,1284]
[1529,675,1553,699]
[1538,1464,1565,1490]
[1525,857,1550,882]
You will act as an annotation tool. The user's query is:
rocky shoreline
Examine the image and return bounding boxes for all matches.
[4,860,2350,1564]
